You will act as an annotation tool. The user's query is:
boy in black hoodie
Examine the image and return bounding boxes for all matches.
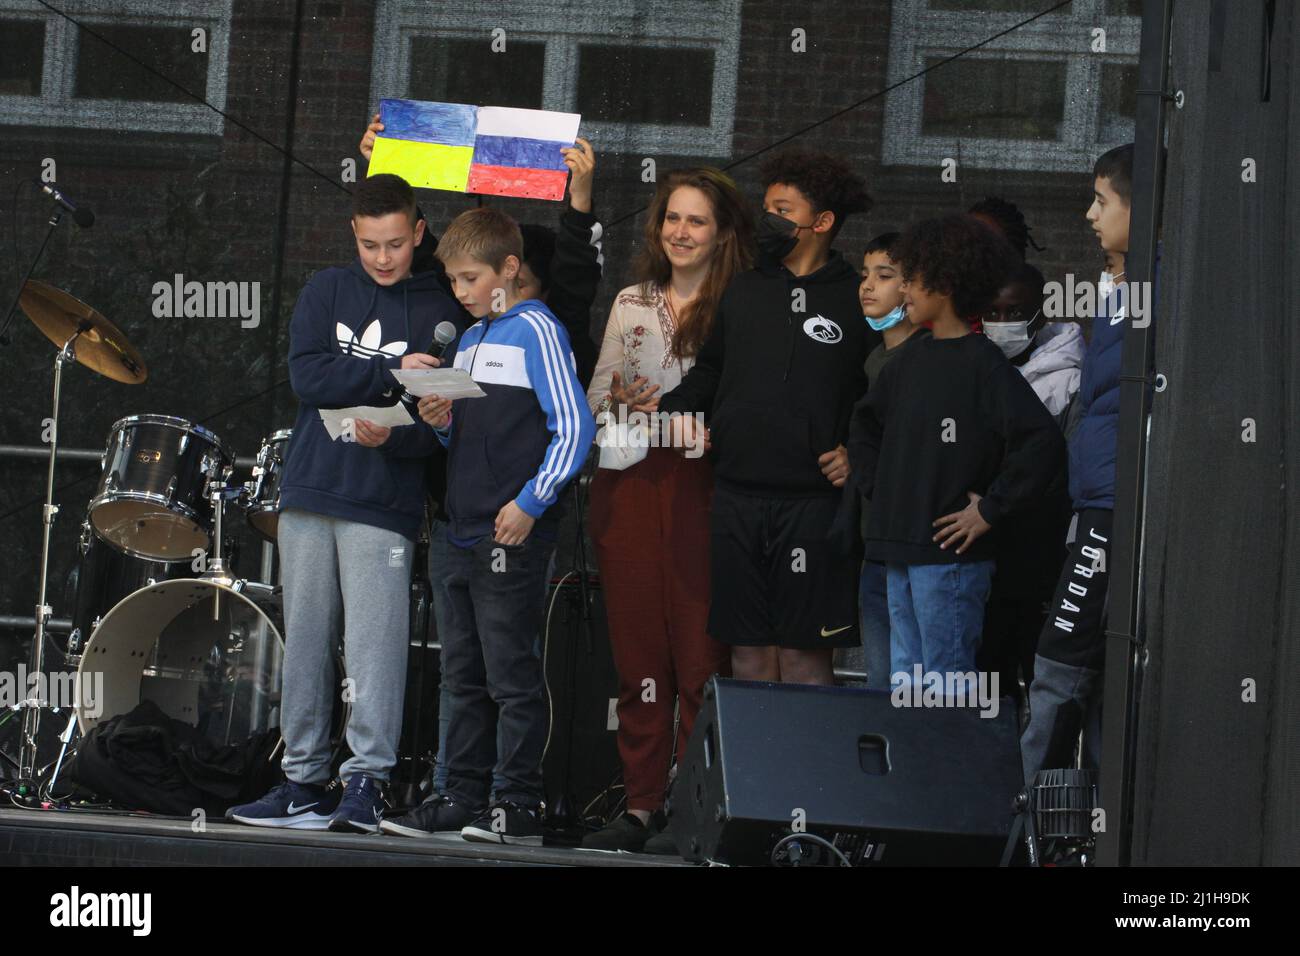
[659,149,877,685]
[848,215,1065,688]
[227,174,463,833]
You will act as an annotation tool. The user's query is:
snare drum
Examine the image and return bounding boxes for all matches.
[244,428,292,543]
[76,578,349,749]
[89,414,233,562]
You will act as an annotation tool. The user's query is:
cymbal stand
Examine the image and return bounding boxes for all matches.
[18,328,84,780]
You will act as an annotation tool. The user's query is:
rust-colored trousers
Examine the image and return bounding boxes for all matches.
[589,446,731,812]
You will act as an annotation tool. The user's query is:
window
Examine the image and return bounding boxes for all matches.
[0,0,231,134]
[883,0,1140,171]
[371,0,742,158]
[409,36,547,110]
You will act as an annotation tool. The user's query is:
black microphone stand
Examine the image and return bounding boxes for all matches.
[0,204,63,347]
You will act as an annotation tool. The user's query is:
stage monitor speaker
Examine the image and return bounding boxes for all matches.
[667,677,1023,866]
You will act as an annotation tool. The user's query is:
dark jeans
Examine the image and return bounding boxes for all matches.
[440,534,553,809]
[429,520,500,796]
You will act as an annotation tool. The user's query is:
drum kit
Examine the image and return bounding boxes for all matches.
[6,280,338,793]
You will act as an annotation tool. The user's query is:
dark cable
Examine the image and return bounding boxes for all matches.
[600,0,1074,233]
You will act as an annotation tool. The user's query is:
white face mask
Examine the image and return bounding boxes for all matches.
[1098,271,1114,300]
[984,309,1040,359]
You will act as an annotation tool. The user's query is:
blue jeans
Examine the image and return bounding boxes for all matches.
[886,561,995,683]
[859,561,892,690]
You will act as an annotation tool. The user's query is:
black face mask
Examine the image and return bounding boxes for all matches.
[756,211,803,262]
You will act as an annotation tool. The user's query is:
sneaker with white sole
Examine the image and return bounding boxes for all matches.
[226,780,340,830]
[380,793,481,839]
[461,800,544,847]
[328,773,385,834]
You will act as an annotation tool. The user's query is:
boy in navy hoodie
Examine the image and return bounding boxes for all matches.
[387,207,594,845]
[227,174,463,832]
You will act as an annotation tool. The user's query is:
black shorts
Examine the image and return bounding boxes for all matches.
[708,486,860,649]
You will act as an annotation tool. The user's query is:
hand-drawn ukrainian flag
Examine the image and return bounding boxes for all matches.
[368,99,580,202]
[368,99,476,191]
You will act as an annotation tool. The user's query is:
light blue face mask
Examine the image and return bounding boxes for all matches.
[866,303,906,332]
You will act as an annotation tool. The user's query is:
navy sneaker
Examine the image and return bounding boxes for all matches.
[461,800,544,847]
[226,780,340,830]
[379,793,480,839]
[328,773,385,834]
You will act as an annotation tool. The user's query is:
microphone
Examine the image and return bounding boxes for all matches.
[399,320,459,407]
[432,320,457,360]
[39,184,95,228]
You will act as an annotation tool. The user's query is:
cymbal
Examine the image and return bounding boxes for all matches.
[20,280,147,384]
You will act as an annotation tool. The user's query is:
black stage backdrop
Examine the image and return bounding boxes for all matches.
[1130,0,1298,865]
[0,0,1134,661]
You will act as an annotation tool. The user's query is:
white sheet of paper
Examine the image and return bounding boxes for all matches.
[390,368,486,400]
[318,403,415,441]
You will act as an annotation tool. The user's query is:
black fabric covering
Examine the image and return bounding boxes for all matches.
[64,700,282,816]
[1131,0,1299,864]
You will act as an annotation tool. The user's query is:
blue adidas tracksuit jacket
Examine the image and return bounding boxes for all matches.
[436,299,596,543]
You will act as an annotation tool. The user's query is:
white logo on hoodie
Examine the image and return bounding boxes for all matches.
[802,314,843,344]
[336,319,407,358]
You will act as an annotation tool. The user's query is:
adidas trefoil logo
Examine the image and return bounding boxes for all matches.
[336,319,407,358]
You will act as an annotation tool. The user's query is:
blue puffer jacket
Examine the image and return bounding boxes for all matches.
[1068,254,1161,512]
[1067,281,1125,511]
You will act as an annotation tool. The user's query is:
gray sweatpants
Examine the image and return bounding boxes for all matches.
[278,508,411,784]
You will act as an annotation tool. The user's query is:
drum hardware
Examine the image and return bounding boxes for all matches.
[200,465,244,611]
[243,429,292,543]
[7,280,145,781]
[44,710,79,800]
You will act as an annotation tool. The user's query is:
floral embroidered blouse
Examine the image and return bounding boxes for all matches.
[586,284,695,418]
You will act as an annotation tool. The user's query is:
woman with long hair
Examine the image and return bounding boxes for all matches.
[582,168,753,853]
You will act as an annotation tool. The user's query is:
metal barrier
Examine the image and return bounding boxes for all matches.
[0,444,259,470]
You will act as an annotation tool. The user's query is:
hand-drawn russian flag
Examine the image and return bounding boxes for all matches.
[369,99,581,202]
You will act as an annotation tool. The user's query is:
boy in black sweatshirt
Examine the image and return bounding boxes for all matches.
[659,149,877,685]
[848,215,1065,687]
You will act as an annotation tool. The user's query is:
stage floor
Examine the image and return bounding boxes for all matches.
[0,807,689,867]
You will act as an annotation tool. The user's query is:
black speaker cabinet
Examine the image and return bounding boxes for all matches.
[667,677,1023,865]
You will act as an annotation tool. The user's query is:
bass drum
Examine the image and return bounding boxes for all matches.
[76,579,348,752]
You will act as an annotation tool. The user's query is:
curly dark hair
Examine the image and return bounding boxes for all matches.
[893,215,1018,321]
[759,149,872,239]
[967,196,1044,259]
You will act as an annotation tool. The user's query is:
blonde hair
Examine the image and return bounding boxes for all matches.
[435,207,523,271]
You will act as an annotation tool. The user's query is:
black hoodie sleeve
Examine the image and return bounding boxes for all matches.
[975,355,1068,526]
[658,286,728,418]
[847,358,892,501]
[547,206,603,388]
